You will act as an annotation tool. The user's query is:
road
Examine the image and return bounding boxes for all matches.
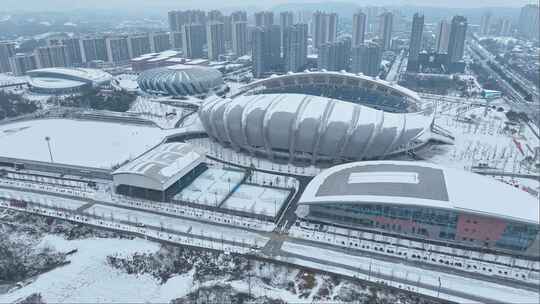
[468,41,540,126]
[1,180,539,303]
[385,50,406,82]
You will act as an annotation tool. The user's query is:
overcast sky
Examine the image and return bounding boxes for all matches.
[1,0,536,11]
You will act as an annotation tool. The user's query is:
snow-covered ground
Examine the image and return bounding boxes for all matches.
[0,73,28,86]
[0,118,166,169]
[188,137,325,177]
[113,74,139,92]
[128,96,197,129]
[0,236,197,303]
[221,184,290,217]
[418,101,540,196]
[85,204,270,247]
[280,241,540,303]
[428,103,537,173]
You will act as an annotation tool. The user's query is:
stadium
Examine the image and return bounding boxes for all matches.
[137,64,226,97]
[27,67,112,94]
[236,71,427,113]
[297,161,540,258]
[199,71,442,164]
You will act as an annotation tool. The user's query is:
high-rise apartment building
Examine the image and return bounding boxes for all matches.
[255,11,274,27]
[436,19,450,54]
[480,12,492,36]
[232,21,248,57]
[168,10,207,32]
[128,34,151,58]
[448,15,467,63]
[283,23,308,73]
[407,13,424,72]
[499,18,512,36]
[79,37,108,63]
[379,12,393,50]
[150,32,171,53]
[34,45,68,68]
[318,39,351,71]
[208,10,224,22]
[252,25,281,78]
[0,42,16,73]
[171,32,183,50]
[207,22,226,60]
[312,11,338,49]
[519,4,539,40]
[352,11,367,48]
[58,38,83,66]
[106,36,131,63]
[231,11,248,22]
[280,11,294,49]
[351,42,382,77]
[182,24,205,58]
[9,53,37,76]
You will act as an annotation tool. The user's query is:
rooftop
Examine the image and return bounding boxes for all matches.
[300,161,540,224]
[112,143,205,191]
[28,77,86,89]
[26,67,112,84]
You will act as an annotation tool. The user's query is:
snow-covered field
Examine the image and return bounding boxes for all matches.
[0,119,165,169]
[85,204,270,247]
[0,236,197,303]
[417,102,540,195]
[128,97,197,129]
[221,184,290,217]
[428,104,536,172]
[174,168,245,206]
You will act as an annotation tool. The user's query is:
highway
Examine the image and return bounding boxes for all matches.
[467,41,540,126]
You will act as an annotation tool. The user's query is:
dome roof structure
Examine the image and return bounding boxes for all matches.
[138,64,224,96]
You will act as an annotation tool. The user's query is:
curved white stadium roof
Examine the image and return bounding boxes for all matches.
[239,71,425,112]
[27,68,112,85]
[28,77,86,90]
[300,161,540,224]
[199,94,432,162]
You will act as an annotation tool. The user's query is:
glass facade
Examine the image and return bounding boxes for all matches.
[308,203,539,255]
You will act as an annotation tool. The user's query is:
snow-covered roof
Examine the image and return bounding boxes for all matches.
[28,77,86,89]
[199,94,431,162]
[112,143,205,191]
[300,161,540,224]
[26,68,112,85]
[137,65,224,96]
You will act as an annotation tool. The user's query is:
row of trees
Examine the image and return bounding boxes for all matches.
[60,88,136,112]
[0,91,38,120]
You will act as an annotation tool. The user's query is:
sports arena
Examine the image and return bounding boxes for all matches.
[199,71,441,164]
[27,67,112,94]
[236,71,426,113]
[297,161,540,258]
[137,64,226,97]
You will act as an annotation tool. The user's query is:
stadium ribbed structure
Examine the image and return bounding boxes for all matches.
[199,93,432,163]
[137,64,225,96]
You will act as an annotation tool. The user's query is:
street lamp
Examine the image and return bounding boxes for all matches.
[45,136,54,163]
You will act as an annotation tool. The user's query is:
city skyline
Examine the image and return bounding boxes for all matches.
[0,2,538,304]
[1,0,537,12]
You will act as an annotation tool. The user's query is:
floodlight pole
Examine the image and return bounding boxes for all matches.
[45,136,54,163]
